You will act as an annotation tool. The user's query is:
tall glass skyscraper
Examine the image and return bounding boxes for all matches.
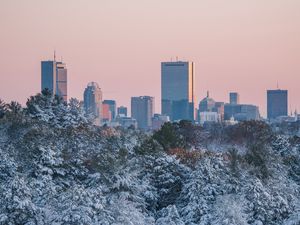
[131,96,154,130]
[267,89,288,120]
[161,61,195,121]
[41,59,67,101]
[84,82,103,125]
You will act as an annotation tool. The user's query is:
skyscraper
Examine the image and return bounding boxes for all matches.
[267,89,288,120]
[56,62,67,101]
[230,92,240,105]
[102,100,117,120]
[161,61,194,121]
[41,57,67,101]
[84,82,102,125]
[131,96,154,130]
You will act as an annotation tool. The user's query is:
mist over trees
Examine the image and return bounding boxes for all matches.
[0,92,299,225]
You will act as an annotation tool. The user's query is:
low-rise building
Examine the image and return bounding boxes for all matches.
[152,114,170,130]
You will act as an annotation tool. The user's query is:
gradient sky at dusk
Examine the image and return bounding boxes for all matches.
[0,0,299,117]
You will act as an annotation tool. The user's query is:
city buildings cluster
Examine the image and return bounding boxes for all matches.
[41,56,295,130]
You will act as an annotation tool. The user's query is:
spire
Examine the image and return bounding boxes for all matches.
[54,50,56,62]
[207,91,209,98]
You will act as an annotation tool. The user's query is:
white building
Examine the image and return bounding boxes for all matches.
[199,112,220,125]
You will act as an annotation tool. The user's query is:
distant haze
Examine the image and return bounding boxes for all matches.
[0,0,300,117]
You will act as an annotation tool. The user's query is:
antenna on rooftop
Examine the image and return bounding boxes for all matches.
[54,50,56,61]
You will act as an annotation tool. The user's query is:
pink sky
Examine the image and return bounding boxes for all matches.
[0,0,299,117]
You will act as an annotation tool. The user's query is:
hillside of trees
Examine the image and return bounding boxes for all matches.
[0,92,299,225]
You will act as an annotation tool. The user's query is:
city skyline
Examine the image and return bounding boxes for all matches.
[1,1,300,116]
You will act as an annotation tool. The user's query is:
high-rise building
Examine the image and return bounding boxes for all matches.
[117,106,128,117]
[131,96,154,130]
[161,61,195,121]
[102,100,116,119]
[41,57,67,101]
[102,103,112,122]
[83,82,102,125]
[267,89,288,120]
[230,92,240,105]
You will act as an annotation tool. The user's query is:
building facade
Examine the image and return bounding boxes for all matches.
[224,92,260,121]
[83,82,102,125]
[161,61,195,122]
[199,112,220,125]
[267,89,288,120]
[230,92,240,105]
[41,60,67,101]
[224,104,260,121]
[131,96,154,130]
[152,114,170,130]
[116,117,138,129]
[117,106,128,117]
[102,103,112,123]
[197,92,224,123]
[103,100,117,120]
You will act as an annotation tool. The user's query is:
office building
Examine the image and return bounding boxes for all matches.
[197,92,224,123]
[102,103,112,122]
[199,92,216,112]
[224,93,260,121]
[152,114,170,130]
[103,100,116,120]
[224,104,260,121]
[117,117,138,129]
[117,106,128,117]
[131,96,154,130]
[41,56,67,101]
[199,112,220,125]
[230,92,240,105]
[267,89,288,120]
[83,82,102,125]
[214,102,225,121]
[161,61,195,121]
